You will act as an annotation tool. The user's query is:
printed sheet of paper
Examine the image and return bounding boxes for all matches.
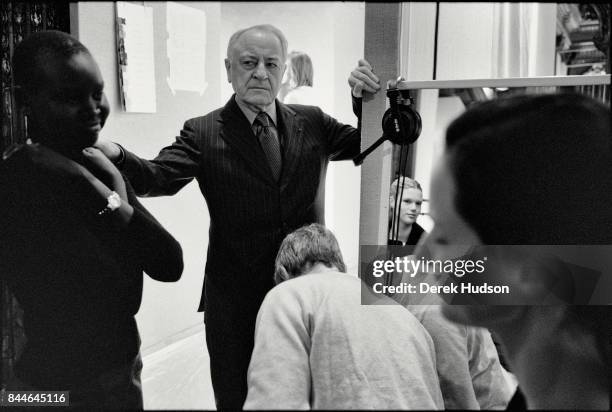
[166,2,208,95]
[116,1,157,112]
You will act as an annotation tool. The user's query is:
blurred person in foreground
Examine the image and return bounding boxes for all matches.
[421,92,611,410]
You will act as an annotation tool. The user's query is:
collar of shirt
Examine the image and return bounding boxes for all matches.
[235,97,278,128]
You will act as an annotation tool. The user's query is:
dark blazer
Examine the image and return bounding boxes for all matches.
[388,222,425,246]
[121,95,361,311]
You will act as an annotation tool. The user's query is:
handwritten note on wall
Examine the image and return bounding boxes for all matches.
[116,2,157,113]
[166,2,208,95]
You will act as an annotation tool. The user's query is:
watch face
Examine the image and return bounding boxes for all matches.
[108,193,122,209]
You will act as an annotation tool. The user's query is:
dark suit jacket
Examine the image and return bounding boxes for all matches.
[121,95,360,311]
[388,222,425,247]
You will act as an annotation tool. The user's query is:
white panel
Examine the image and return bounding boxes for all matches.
[436,3,496,80]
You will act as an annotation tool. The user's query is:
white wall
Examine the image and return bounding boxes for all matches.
[436,3,497,80]
[328,2,365,273]
[435,2,557,80]
[72,1,222,351]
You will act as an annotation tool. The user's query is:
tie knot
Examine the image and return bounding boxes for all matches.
[255,112,271,128]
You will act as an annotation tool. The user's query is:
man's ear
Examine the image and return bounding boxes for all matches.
[274,266,290,285]
[224,58,231,83]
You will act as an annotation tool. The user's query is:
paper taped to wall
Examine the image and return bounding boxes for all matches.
[116,1,157,113]
[166,2,208,95]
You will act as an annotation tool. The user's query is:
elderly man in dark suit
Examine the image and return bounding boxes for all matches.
[97,24,380,409]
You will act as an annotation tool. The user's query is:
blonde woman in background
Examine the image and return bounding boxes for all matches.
[280,51,319,105]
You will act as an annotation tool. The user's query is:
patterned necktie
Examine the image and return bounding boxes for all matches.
[254,112,282,181]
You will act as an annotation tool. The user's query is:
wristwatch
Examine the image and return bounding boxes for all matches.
[98,191,122,216]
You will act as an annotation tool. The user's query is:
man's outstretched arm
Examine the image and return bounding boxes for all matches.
[95,119,202,197]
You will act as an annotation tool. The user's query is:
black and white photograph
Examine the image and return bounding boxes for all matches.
[0,1,610,410]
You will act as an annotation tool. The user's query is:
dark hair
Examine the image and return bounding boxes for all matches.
[12,30,90,95]
[274,223,346,284]
[288,51,313,87]
[445,92,612,245]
